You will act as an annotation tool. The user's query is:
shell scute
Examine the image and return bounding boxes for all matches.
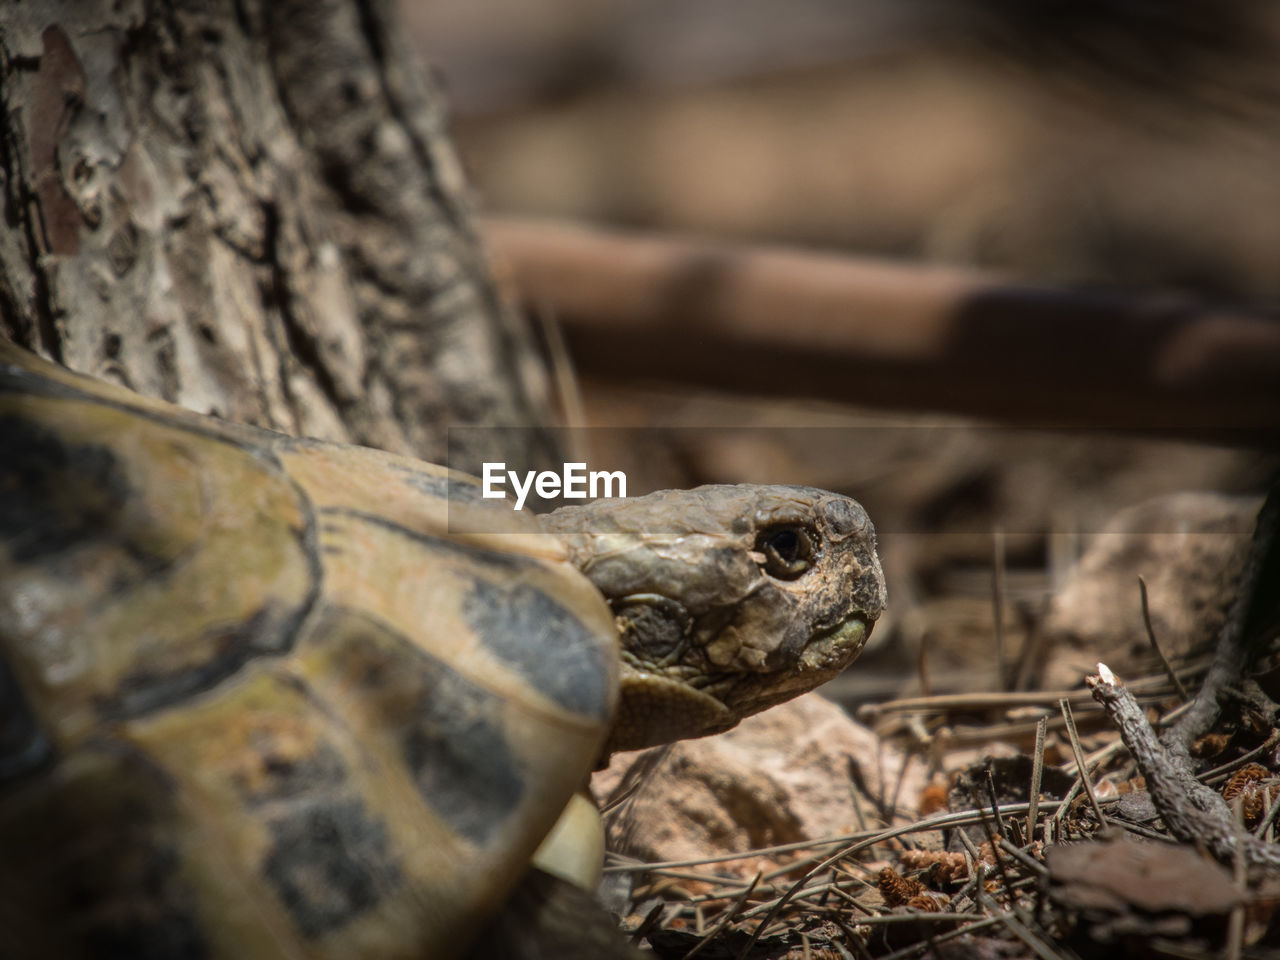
[261,796,401,940]
[462,577,615,722]
[0,741,210,959]
[0,350,319,748]
[302,603,531,849]
[0,342,622,957]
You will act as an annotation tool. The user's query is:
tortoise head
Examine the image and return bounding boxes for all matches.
[542,485,886,754]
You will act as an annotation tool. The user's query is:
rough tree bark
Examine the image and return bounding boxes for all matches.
[0,0,560,473]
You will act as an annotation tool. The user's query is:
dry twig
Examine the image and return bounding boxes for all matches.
[1087,663,1280,872]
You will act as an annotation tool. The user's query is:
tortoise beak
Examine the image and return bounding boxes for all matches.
[798,614,871,673]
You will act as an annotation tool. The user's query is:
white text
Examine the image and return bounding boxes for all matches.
[481,462,627,510]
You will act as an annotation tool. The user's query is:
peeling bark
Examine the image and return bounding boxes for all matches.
[0,0,560,473]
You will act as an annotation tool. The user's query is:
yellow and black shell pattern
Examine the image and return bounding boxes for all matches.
[0,340,619,959]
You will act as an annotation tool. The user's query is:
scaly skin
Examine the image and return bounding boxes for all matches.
[545,486,885,753]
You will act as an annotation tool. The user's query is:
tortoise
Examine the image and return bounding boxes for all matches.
[0,338,886,959]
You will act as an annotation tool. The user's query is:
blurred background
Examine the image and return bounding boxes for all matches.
[403,0,1278,704]
[408,0,1280,288]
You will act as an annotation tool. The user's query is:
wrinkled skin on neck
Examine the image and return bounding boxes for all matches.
[542,485,886,754]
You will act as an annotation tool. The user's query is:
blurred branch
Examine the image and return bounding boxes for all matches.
[483,217,1280,444]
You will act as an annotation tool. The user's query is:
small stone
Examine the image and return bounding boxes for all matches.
[595,692,924,875]
[1047,838,1241,917]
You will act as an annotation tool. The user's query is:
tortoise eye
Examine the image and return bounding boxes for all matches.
[756,525,816,580]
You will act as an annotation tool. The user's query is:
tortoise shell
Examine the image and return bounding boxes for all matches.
[0,341,617,958]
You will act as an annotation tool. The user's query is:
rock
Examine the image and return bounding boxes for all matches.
[1048,838,1240,916]
[1047,837,1242,952]
[1039,492,1258,690]
[595,692,924,876]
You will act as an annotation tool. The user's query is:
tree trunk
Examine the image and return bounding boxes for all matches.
[0,0,560,474]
